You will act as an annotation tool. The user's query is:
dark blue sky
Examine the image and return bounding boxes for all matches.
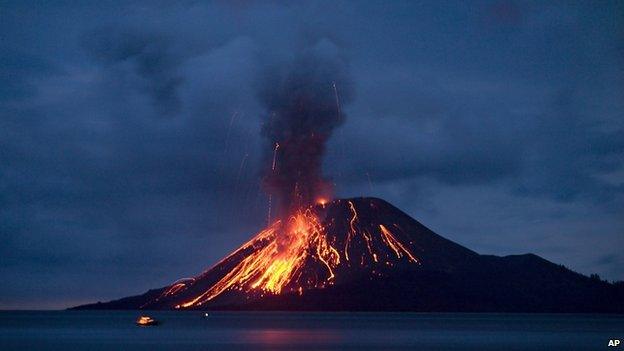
[1,1,623,309]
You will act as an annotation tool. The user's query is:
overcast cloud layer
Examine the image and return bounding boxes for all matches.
[1,1,623,309]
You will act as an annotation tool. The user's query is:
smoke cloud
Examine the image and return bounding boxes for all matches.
[258,39,353,215]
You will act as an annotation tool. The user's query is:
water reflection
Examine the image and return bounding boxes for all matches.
[1,311,622,351]
[241,328,342,346]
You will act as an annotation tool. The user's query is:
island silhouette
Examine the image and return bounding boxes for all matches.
[73,197,624,313]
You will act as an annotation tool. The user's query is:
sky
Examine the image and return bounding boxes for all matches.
[1,0,623,309]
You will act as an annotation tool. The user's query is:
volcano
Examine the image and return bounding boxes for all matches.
[74,197,624,312]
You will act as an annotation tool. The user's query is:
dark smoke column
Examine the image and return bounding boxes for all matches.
[258,40,353,216]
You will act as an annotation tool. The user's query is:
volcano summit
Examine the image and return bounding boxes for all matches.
[74,197,623,313]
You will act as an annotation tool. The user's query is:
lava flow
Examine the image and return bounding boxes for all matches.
[146,199,421,309]
[140,48,418,309]
[177,208,339,308]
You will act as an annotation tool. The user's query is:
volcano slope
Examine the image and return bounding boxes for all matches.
[73,197,624,312]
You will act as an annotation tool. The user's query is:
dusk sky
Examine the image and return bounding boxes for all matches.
[1,1,623,309]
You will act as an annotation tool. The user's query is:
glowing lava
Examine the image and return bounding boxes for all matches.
[175,208,340,308]
[151,200,421,309]
[316,197,329,206]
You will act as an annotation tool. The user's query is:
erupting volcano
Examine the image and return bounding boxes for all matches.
[73,44,624,313]
[143,198,433,310]
[139,45,427,309]
[74,196,624,312]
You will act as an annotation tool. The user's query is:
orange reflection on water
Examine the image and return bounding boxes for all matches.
[241,328,341,346]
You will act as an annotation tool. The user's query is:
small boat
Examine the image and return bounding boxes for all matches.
[136,315,159,326]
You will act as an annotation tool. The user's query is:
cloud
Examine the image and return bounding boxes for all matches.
[0,1,623,308]
[83,27,184,114]
[513,89,624,203]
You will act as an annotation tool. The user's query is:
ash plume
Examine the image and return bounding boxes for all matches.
[258,40,353,215]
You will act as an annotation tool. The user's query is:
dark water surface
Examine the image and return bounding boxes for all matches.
[0,311,622,350]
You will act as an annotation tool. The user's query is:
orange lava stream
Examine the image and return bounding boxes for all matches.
[379,224,418,263]
[172,202,420,309]
[177,209,340,308]
[344,200,358,261]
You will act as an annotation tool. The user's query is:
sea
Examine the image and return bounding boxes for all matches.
[0,311,622,350]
